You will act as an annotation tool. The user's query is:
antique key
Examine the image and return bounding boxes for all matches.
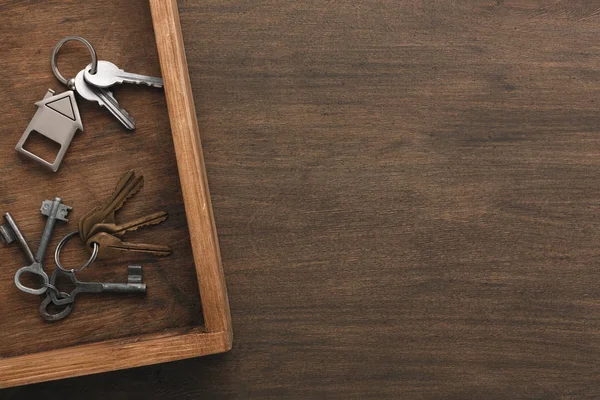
[87,232,172,259]
[84,61,164,88]
[73,69,136,130]
[48,265,147,307]
[0,213,48,294]
[38,198,72,264]
[1,198,71,295]
[79,170,144,241]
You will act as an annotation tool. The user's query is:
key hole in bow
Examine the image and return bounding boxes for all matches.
[23,130,61,164]
[17,270,45,291]
[43,295,71,316]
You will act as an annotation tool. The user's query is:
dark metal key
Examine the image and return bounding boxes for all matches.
[49,265,147,307]
[1,212,49,295]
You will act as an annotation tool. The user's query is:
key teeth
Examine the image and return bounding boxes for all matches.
[112,173,144,213]
[128,265,143,284]
[56,205,73,221]
[40,199,72,221]
[123,80,164,88]
[101,90,136,130]
[40,200,53,214]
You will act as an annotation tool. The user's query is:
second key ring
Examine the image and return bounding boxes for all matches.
[55,231,99,273]
[51,36,98,86]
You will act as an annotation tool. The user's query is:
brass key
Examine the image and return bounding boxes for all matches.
[87,231,172,259]
[79,170,144,241]
[86,211,168,238]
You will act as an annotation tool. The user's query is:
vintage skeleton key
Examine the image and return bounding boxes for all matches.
[0,213,48,294]
[79,170,144,241]
[38,198,72,263]
[87,232,172,259]
[48,265,147,307]
[73,69,135,130]
[84,61,164,88]
[87,211,168,239]
[1,198,71,295]
[40,291,73,322]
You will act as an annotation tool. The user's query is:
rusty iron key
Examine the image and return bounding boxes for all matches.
[48,265,147,307]
[41,265,147,321]
[87,231,172,259]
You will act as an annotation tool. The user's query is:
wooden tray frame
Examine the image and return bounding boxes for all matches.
[0,0,232,388]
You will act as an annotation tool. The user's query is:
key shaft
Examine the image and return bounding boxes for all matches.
[84,60,164,88]
[117,71,164,87]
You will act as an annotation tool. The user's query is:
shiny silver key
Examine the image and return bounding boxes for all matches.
[84,60,164,88]
[74,70,136,130]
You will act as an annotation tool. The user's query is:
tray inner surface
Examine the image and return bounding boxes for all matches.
[0,0,204,358]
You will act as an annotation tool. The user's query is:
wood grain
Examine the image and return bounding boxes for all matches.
[0,0,205,356]
[150,0,231,335]
[3,0,600,398]
[0,0,230,388]
[0,328,230,388]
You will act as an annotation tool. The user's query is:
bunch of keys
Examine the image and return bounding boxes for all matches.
[42,169,171,321]
[75,169,172,259]
[16,36,164,172]
[1,197,151,321]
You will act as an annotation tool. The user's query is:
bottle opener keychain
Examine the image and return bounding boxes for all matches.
[15,36,96,172]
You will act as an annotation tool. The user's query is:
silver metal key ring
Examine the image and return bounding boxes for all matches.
[51,36,98,86]
[55,231,99,273]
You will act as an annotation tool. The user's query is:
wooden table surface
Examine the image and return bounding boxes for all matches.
[3,0,600,398]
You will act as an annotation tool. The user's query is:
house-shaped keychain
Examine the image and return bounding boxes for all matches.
[15,89,83,172]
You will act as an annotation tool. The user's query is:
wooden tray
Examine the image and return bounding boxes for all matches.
[0,0,231,387]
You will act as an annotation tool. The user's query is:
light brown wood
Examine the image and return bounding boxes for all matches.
[4,0,600,397]
[149,0,232,336]
[0,0,231,388]
[0,329,230,388]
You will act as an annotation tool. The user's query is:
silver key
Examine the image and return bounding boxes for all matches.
[74,70,136,130]
[84,60,164,88]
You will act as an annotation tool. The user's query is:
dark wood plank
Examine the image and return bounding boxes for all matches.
[3,0,600,398]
